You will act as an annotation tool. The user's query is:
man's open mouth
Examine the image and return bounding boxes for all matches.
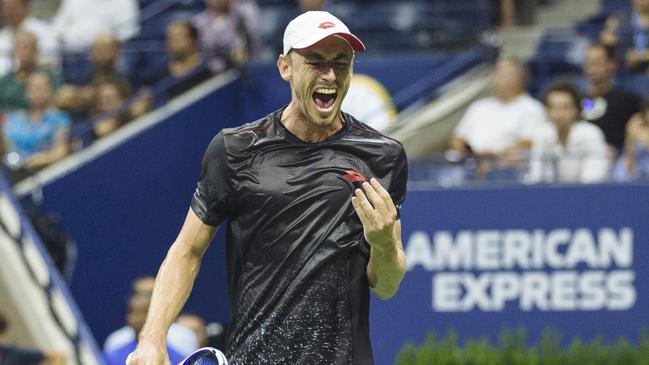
[312,87,337,110]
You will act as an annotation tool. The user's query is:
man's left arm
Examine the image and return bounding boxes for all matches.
[352,178,406,300]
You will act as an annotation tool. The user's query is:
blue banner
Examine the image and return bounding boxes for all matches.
[370,184,649,364]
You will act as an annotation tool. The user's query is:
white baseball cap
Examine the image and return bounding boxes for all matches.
[283,11,365,55]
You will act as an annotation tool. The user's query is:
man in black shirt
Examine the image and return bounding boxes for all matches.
[582,42,641,153]
[128,11,408,365]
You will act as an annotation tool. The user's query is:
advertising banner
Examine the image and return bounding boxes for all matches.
[371,184,649,364]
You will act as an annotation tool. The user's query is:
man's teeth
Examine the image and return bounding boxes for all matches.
[315,88,336,94]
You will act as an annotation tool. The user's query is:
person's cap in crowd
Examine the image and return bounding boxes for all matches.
[283,11,365,55]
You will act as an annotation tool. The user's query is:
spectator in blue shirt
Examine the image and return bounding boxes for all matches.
[2,71,71,171]
[104,295,185,365]
[616,98,649,180]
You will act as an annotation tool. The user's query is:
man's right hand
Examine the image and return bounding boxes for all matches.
[126,342,171,365]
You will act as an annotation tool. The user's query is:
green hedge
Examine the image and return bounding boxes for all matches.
[395,328,649,365]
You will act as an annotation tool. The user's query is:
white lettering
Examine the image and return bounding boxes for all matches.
[578,271,606,310]
[492,272,520,311]
[607,270,636,310]
[551,271,577,310]
[565,229,599,268]
[520,272,549,311]
[599,228,633,268]
[432,231,472,270]
[405,231,435,271]
[476,231,500,270]
[503,230,531,269]
[461,273,492,311]
[545,229,570,268]
[433,273,461,311]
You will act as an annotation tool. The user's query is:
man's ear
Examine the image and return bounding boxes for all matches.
[277,53,292,81]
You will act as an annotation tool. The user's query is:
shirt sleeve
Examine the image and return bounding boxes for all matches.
[190,132,233,227]
[389,145,408,217]
[113,0,140,41]
[527,130,552,183]
[454,102,478,140]
[519,100,548,140]
[579,126,610,183]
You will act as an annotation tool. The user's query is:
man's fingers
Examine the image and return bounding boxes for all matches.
[351,196,371,228]
[362,181,388,216]
[353,189,381,228]
[369,178,397,218]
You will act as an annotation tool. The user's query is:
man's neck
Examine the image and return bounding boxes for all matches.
[280,102,344,143]
[496,92,522,104]
[8,17,27,31]
[31,106,46,122]
[16,62,36,79]
[169,53,200,76]
[557,126,571,146]
[589,80,612,97]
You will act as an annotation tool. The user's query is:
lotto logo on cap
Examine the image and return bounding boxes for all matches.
[283,11,366,55]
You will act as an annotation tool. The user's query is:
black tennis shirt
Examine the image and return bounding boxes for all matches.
[191,108,407,364]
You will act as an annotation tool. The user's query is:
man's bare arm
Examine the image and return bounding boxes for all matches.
[366,219,405,300]
[128,208,217,365]
[351,179,406,300]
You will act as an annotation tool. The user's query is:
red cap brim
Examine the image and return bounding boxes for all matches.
[333,32,366,52]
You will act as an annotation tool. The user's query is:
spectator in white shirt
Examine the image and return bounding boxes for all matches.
[52,0,140,52]
[0,0,58,76]
[450,57,547,175]
[528,81,610,184]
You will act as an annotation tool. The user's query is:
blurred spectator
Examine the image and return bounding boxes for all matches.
[616,98,649,180]
[143,21,213,100]
[450,57,547,175]
[176,314,209,348]
[104,276,199,358]
[581,42,641,153]
[0,312,65,365]
[298,0,328,12]
[104,295,187,365]
[0,0,58,76]
[131,276,155,298]
[92,81,131,139]
[52,0,140,52]
[2,72,70,171]
[600,0,649,72]
[498,0,516,27]
[56,34,132,123]
[528,81,609,184]
[0,31,61,113]
[192,0,261,74]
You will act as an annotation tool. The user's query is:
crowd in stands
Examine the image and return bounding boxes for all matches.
[0,0,645,187]
[0,0,270,181]
[440,0,649,185]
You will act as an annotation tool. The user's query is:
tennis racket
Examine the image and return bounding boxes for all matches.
[178,347,229,365]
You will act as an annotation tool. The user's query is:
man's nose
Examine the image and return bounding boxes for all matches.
[321,65,336,81]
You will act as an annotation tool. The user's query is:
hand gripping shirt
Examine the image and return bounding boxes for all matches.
[191,108,408,364]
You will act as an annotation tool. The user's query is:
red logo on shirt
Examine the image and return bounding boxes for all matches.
[342,170,367,184]
[318,21,336,29]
